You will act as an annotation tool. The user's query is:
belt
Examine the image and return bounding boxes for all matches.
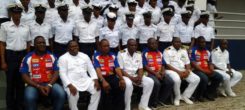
[6,49,26,54]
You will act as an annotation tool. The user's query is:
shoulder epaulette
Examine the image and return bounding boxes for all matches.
[120,50,126,53]
[136,51,141,54]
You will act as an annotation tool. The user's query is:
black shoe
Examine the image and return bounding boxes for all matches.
[206,95,215,101]
[197,97,205,102]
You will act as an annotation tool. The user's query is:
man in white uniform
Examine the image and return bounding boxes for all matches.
[211,39,243,97]
[163,37,200,106]
[59,40,101,110]
[118,39,154,110]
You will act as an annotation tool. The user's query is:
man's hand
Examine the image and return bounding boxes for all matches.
[43,86,51,96]
[68,84,77,96]
[38,85,49,96]
[226,70,233,77]
[119,79,126,90]
[102,80,111,94]
[1,62,7,71]
[156,72,162,80]
[94,79,101,91]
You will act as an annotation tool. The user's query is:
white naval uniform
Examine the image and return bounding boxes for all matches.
[52,18,75,44]
[29,20,53,46]
[0,0,15,18]
[68,4,83,21]
[74,19,99,43]
[0,21,31,51]
[194,23,215,42]
[119,24,139,46]
[169,1,186,15]
[211,47,243,95]
[117,49,154,110]
[157,20,175,42]
[92,15,104,28]
[174,21,194,44]
[163,46,200,103]
[44,7,59,25]
[138,24,157,44]
[207,3,217,27]
[58,52,101,110]
[147,5,161,25]
[21,8,35,25]
[99,26,120,48]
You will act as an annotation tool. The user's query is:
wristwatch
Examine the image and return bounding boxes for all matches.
[48,83,53,88]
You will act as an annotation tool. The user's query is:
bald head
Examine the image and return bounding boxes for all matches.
[147,38,158,51]
[220,39,228,50]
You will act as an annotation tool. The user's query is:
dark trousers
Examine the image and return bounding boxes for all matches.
[79,43,96,59]
[0,18,10,25]
[158,42,171,52]
[193,71,223,99]
[5,50,26,110]
[53,42,67,58]
[148,74,174,106]
[99,75,125,110]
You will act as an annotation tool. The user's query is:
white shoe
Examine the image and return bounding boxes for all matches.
[139,105,152,110]
[227,92,237,97]
[220,89,227,97]
[174,99,180,106]
[181,96,193,104]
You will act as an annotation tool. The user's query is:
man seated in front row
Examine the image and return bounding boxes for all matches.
[20,36,66,110]
[190,36,223,101]
[163,37,200,106]
[117,39,154,110]
[143,38,174,109]
[93,39,126,110]
[211,39,242,97]
[58,40,101,110]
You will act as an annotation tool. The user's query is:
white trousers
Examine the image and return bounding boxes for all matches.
[165,70,200,100]
[124,76,154,110]
[65,81,101,110]
[215,69,243,93]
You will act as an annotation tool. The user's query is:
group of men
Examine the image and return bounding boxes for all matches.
[0,0,243,110]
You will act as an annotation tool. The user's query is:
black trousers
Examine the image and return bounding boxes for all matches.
[148,74,174,106]
[193,71,223,99]
[158,42,171,52]
[5,50,26,110]
[99,75,125,110]
[53,42,67,58]
[79,43,96,59]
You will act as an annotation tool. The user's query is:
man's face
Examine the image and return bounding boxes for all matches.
[127,40,137,53]
[162,0,169,7]
[35,12,45,22]
[198,38,206,49]
[220,40,228,49]
[149,0,157,8]
[148,39,158,51]
[83,12,92,22]
[93,8,100,17]
[182,15,190,24]
[126,18,134,27]
[144,16,151,25]
[138,0,145,6]
[11,12,21,22]
[58,9,68,20]
[100,40,110,54]
[172,38,182,50]
[163,15,172,23]
[108,19,116,29]
[68,41,79,56]
[34,37,46,52]
[128,4,136,12]
[73,0,79,4]
[21,0,30,7]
